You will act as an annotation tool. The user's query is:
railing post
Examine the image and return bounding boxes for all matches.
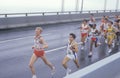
[79,11,82,14]
[110,10,112,12]
[104,0,107,11]
[25,13,28,16]
[96,10,98,13]
[57,12,59,15]
[81,0,84,12]
[42,13,45,16]
[116,0,119,11]
[89,11,90,13]
[5,14,7,18]
[104,10,106,12]
[69,12,71,14]
[75,0,79,12]
[61,0,65,12]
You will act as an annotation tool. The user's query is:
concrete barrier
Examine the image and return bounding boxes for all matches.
[0,11,120,29]
[64,52,120,78]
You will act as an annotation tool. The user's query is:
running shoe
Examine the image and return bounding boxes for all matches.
[112,42,115,48]
[80,42,83,45]
[108,49,112,53]
[66,68,71,76]
[97,42,102,46]
[88,52,92,57]
[81,46,84,50]
[85,38,89,43]
[105,39,107,44]
[32,75,37,78]
[51,66,55,75]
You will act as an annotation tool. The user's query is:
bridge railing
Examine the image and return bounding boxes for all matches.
[0,9,120,29]
[0,10,119,18]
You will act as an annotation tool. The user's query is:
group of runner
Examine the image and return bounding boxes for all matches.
[28,14,120,78]
[80,14,120,57]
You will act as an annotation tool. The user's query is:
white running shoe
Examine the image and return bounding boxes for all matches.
[32,75,37,78]
[108,49,112,53]
[97,42,102,46]
[112,42,115,48]
[51,66,55,75]
[66,68,71,76]
[80,42,83,45]
[88,52,92,57]
[105,39,107,44]
[81,46,84,50]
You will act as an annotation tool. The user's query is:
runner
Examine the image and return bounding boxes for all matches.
[89,24,101,57]
[106,21,117,53]
[89,14,96,28]
[105,16,112,21]
[80,19,90,50]
[62,33,80,76]
[114,15,119,22]
[100,18,109,43]
[29,27,55,78]
[101,16,106,24]
[114,20,120,45]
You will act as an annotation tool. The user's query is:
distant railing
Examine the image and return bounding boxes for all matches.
[0,10,120,18]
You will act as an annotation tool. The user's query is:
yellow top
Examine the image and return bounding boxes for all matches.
[107,26,114,35]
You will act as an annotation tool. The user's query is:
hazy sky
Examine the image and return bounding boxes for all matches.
[0,0,119,13]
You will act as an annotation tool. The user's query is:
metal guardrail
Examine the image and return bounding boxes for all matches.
[0,10,120,18]
[0,10,120,29]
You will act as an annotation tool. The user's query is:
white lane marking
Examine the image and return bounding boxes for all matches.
[0,28,74,43]
[45,42,81,53]
[0,26,79,44]
[0,33,50,44]
[46,46,67,53]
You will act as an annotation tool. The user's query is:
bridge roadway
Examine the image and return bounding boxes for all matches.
[0,20,120,78]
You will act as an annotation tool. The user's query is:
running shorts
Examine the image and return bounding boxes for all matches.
[34,49,45,57]
[81,33,88,38]
[66,53,77,60]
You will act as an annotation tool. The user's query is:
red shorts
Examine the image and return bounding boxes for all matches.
[91,37,97,41]
[34,49,45,57]
[103,30,107,33]
[81,33,88,37]
[91,37,96,41]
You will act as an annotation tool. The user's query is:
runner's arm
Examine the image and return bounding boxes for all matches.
[40,37,48,49]
[71,43,78,53]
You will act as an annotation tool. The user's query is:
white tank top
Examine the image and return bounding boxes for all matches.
[103,23,108,30]
[66,40,76,55]
[81,24,89,33]
[90,28,98,37]
[34,36,43,50]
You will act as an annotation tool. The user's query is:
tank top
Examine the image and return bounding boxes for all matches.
[81,24,89,33]
[107,26,114,35]
[34,36,43,51]
[103,23,108,30]
[66,40,76,55]
[90,28,98,38]
[114,25,120,32]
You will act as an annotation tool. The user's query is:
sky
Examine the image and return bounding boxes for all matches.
[0,0,119,13]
